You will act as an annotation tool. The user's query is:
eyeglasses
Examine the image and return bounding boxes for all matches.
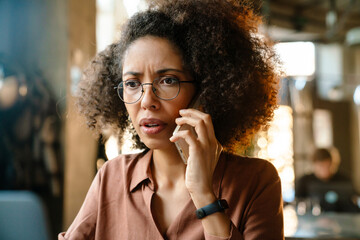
[115,76,195,104]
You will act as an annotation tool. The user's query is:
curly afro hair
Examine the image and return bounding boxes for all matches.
[77,0,280,152]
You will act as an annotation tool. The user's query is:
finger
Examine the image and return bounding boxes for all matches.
[179,109,216,140]
[170,129,199,151]
[175,117,209,144]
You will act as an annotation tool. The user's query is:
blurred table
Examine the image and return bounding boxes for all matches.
[284,205,360,239]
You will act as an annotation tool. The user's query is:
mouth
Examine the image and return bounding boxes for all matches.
[144,123,160,127]
[139,118,167,135]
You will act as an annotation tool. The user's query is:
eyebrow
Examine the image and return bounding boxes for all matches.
[122,68,185,77]
[123,71,142,77]
[156,68,184,74]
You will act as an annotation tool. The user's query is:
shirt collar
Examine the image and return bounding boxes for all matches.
[129,149,153,192]
[128,148,227,197]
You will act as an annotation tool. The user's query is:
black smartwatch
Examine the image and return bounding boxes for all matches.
[195,199,229,219]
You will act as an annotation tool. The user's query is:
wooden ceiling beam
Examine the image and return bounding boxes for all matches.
[264,0,360,41]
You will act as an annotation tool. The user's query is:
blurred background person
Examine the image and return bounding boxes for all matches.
[295,147,359,213]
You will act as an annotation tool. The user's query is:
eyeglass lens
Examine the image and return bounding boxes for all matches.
[117,76,180,103]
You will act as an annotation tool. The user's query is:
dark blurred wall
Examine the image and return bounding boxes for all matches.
[313,99,352,177]
[0,0,99,235]
[0,0,68,238]
[0,0,68,105]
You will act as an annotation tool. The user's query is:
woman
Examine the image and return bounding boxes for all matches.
[60,0,283,239]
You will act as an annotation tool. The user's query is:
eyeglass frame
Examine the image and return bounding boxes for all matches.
[114,78,196,104]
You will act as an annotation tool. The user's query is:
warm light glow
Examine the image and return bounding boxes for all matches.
[275,42,315,77]
[254,105,294,203]
[19,84,28,97]
[104,130,142,161]
[283,205,299,236]
[121,129,143,155]
[281,166,295,182]
[257,137,267,148]
[123,0,147,18]
[272,158,286,169]
[96,0,149,52]
[96,0,115,52]
[105,135,120,160]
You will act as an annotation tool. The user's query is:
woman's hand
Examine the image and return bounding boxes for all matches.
[170,108,230,238]
[169,108,221,205]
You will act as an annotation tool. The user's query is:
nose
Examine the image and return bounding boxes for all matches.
[140,84,160,110]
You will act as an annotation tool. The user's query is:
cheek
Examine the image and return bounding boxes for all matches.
[175,90,196,110]
[161,105,183,121]
[167,99,191,117]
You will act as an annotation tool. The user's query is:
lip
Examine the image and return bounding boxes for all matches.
[139,118,167,135]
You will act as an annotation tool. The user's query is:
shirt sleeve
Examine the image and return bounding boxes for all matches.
[205,160,283,240]
[241,162,284,239]
[58,169,102,240]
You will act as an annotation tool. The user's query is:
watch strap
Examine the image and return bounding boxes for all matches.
[195,199,229,219]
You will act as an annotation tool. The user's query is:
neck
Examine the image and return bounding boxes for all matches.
[151,144,186,187]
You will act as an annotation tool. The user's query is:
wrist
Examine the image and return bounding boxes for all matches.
[190,191,217,209]
[195,199,229,219]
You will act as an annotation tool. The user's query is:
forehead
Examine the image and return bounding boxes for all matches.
[122,36,184,72]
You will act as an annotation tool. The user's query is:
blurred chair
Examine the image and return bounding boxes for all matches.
[0,191,50,240]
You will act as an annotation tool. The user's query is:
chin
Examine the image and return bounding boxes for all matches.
[139,135,171,149]
[137,127,176,150]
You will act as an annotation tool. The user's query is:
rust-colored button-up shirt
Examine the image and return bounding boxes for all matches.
[59,150,283,240]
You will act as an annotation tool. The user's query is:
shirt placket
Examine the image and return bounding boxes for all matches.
[142,180,165,240]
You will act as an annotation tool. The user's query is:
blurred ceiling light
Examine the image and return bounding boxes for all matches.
[326,10,337,29]
[346,27,360,46]
[354,85,360,105]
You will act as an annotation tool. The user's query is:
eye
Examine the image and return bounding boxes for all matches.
[159,76,178,86]
[124,80,141,88]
